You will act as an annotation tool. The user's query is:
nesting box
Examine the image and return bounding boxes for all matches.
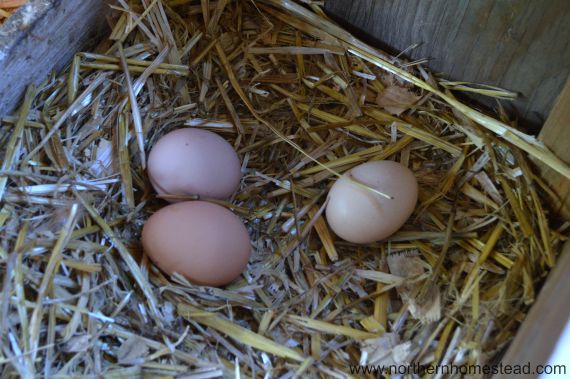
[0,1,568,378]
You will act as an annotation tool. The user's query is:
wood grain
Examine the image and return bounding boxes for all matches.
[325,0,570,131]
[0,0,112,118]
[536,77,570,218]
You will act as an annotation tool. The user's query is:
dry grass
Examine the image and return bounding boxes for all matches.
[0,0,25,24]
[0,0,568,377]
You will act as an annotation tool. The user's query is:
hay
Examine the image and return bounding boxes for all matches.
[0,0,25,24]
[0,0,568,377]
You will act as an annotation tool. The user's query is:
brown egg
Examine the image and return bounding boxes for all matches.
[325,161,418,244]
[141,201,251,286]
[147,128,241,201]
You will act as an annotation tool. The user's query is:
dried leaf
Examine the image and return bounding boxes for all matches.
[117,336,149,365]
[387,250,441,323]
[376,84,421,115]
[62,335,91,353]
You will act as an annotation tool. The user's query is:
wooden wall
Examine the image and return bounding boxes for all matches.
[325,0,570,132]
[0,0,112,118]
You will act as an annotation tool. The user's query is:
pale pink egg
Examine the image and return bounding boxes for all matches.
[147,128,241,201]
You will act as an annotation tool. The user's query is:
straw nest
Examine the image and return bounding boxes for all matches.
[1,1,568,378]
[0,0,26,24]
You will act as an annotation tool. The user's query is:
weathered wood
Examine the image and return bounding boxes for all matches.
[536,77,570,218]
[0,0,112,118]
[325,0,570,131]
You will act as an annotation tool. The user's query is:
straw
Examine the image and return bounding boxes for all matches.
[0,0,566,377]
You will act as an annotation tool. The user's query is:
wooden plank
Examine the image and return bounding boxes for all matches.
[0,0,112,117]
[537,77,570,218]
[324,0,570,131]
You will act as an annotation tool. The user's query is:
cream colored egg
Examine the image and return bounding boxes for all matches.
[325,161,418,244]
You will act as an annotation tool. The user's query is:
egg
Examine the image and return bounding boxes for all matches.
[147,128,241,201]
[141,201,251,286]
[325,161,418,244]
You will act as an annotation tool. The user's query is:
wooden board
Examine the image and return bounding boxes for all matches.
[536,77,570,218]
[325,0,570,131]
[0,0,112,118]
